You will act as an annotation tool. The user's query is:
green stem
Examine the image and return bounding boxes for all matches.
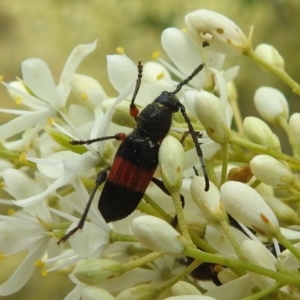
[278,116,300,158]
[240,281,283,300]
[275,231,300,262]
[110,231,137,243]
[153,259,201,297]
[184,246,300,286]
[171,190,193,245]
[122,251,163,272]
[220,220,245,260]
[143,193,172,222]
[230,136,300,168]
[220,143,229,185]
[245,48,300,96]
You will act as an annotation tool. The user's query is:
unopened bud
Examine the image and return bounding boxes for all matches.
[255,44,284,70]
[194,90,230,144]
[165,295,217,300]
[185,9,250,55]
[73,259,123,285]
[190,177,226,222]
[159,136,184,193]
[264,196,298,225]
[241,240,276,289]
[220,181,279,237]
[254,87,289,124]
[250,155,294,188]
[116,284,156,300]
[172,281,202,296]
[131,216,187,254]
[289,113,300,146]
[81,286,116,300]
[243,117,281,150]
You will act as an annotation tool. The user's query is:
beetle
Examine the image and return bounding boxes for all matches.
[58,62,209,244]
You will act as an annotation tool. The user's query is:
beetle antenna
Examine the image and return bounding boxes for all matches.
[171,64,204,95]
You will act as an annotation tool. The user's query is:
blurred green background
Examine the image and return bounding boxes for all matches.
[0,0,300,299]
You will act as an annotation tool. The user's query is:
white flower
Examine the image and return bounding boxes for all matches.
[185,10,250,55]
[70,73,107,106]
[0,41,98,140]
[0,170,51,295]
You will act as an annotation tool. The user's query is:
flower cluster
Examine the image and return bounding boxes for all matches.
[1,8,300,300]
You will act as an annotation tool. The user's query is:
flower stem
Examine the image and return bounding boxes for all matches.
[220,143,229,185]
[171,190,193,245]
[240,281,283,300]
[245,48,300,96]
[230,136,300,168]
[184,246,300,286]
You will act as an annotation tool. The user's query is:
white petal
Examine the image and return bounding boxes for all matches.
[0,240,48,296]
[1,169,42,200]
[205,224,249,258]
[0,110,55,139]
[107,55,137,94]
[161,28,203,85]
[14,176,67,207]
[22,59,62,109]
[58,41,98,103]
[205,275,254,300]
[68,222,110,258]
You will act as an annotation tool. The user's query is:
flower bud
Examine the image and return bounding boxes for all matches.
[264,196,298,225]
[190,177,226,222]
[289,113,300,146]
[131,216,187,254]
[159,136,184,193]
[81,286,116,300]
[165,296,217,300]
[194,90,230,144]
[71,74,107,106]
[220,181,279,237]
[254,87,289,124]
[241,240,276,289]
[172,281,202,296]
[243,117,281,150]
[73,259,123,285]
[116,284,156,300]
[255,44,284,70]
[185,9,250,55]
[250,155,294,188]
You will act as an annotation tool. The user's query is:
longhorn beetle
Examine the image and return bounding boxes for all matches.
[58,62,209,244]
